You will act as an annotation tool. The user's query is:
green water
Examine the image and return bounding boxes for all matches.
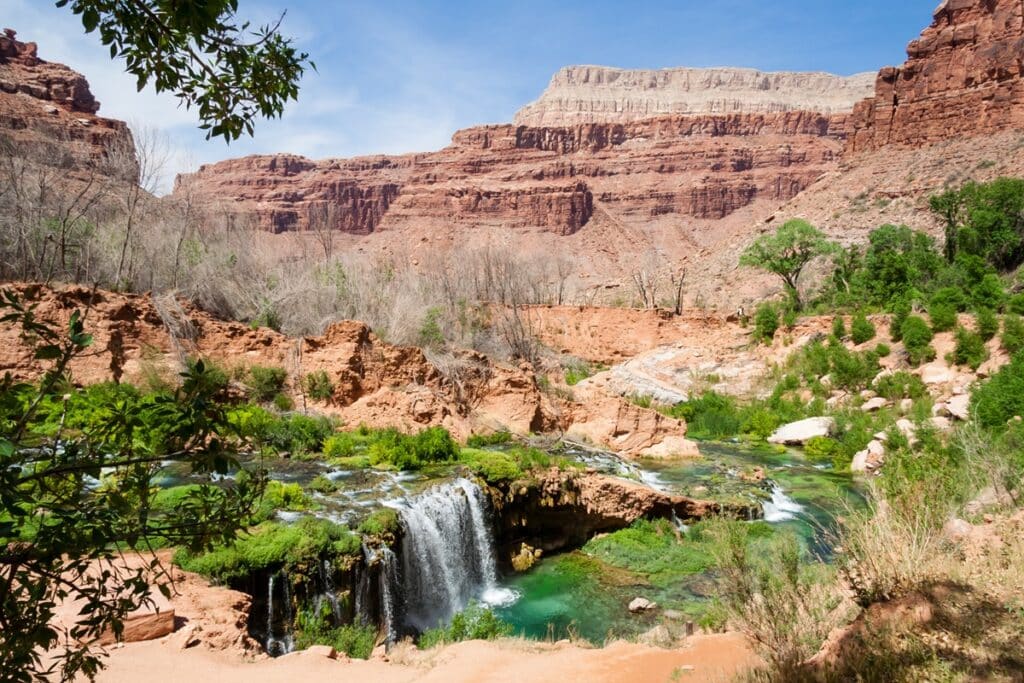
[495,442,864,642]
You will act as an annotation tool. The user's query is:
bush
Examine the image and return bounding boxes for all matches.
[950,326,989,370]
[875,342,891,357]
[972,353,1024,428]
[831,315,847,340]
[466,431,513,448]
[323,433,356,458]
[265,414,334,454]
[417,307,446,350]
[900,316,936,366]
[975,308,999,341]
[927,303,957,333]
[1008,293,1024,315]
[930,286,969,312]
[301,371,335,401]
[970,273,1006,311]
[294,603,375,658]
[804,436,841,463]
[850,313,876,345]
[459,448,523,483]
[272,393,294,411]
[873,371,926,401]
[248,365,288,402]
[669,391,741,440]
[418,603,513,649]
[888,298,912,342]
[1003,314,1024,354]
[754,303,779,344]
[365,427,459,470]
[828,344,879,391]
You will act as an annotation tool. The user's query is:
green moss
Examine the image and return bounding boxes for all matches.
[459,448,523,482]
[175,517,360,583]
[357,508,400,539]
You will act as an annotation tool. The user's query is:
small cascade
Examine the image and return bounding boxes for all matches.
[378,547,399,642]
[316,559,342,622]
[264,572,295,656]
[391,478,515,632]
[762,483,804,522]
[354,544,373,625]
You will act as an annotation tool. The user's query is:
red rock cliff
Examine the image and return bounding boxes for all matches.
[847,0,1024,153]
[0,29,136,178]
[179,110,847,236]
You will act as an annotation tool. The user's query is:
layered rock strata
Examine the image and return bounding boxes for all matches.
[514,65,875,126]
[847,0,1024,152]
[179,111,847,235]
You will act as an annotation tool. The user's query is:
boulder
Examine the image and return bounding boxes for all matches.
[898,398,914,414]
[942,518,973,543]
[98,608,175,645]
[947,394,970,421]
[920,364,954,386]
[629,597,658,613]
[636,624,673,647]
[850,449,870,473]
[860,397,888,412]
[303,645,338,660]
[767,417,835,445]
[929,416,953,432]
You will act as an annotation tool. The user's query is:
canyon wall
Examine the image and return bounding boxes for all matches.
[847,0,1024,153]
[514,65,875,127]
[179,111,847,237]
[0,29,136,179]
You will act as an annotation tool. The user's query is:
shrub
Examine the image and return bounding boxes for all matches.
[875,342,891,357]
[831,315,846,340]
[950,326,989,370]
[323,433,356,458]
[741,409,781,441]
[888,298,912,342]
[927,303,957,333]
[301,371,335,401]
[930,286,969,312]
[804,436,841,463]
[365,427,459,470]
[1008,293,1024,315]
[972,353,1024,428]
[782,307,799,330]
[295,604,375,659]
[266,414,335,454]
[900,316,936,366]
[828,345,879,391]
[754,303,779,344]
[970,273,1006,311]
[874,371,926,401]
[466,431,513,448]
[272,393,294,411]
[248,365,288,402]
[975,308,999,341]
[307,475,338,494]
[417,307,446,350]
[1003,314,1024,354]
[669,391,741,440]
[850,313,876,345]
[418,603,514,649]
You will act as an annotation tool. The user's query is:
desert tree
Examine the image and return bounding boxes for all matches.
[739,219,838,311]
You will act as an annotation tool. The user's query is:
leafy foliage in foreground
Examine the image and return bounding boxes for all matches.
[418,602,514,649]
[0,289,263,681]
[57,0,312,141]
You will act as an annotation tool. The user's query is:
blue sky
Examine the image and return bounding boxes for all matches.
[7,0,938,190]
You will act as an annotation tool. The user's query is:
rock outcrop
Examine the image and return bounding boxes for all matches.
[0,29,136,178]
[847,0,1024,153]
[514,65,875,127]
[179,111,847,236]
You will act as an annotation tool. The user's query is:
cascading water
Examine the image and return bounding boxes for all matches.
[264,572,295,656]
[390,478,515,632]
[761,483,804,522]
[378,547,399,641]
[315,559,342,622]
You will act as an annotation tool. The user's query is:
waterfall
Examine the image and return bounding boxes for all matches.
[265,572,295,656]
[762,483,804,522]
[378,547,399,642]
[390,478,515,632]
[354,544,373,625]
[317,559,342,622]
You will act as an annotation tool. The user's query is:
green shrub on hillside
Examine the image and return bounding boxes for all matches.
[874,342,891,357]
[669,391,742,440]
[459,448,523,482]
[831,316,847,340]
[970,273,1007,311]
[1003,314,1024,354]
[366,426,459,470]
[850,313,876,345]
[900,316,936,366]
[888,298,912,342]
[930,287,969,313]
[873,371,927,401]
[301,371,335,401]
[323,432,356,458]
[754,303,779,344]
[972,353,1024,428]
[828,344,880,391]
[1008,293,1024,315]
[928,303,957,333]
[975,308,999,341]
[950,326,989,370]
[466,431,513,448]
[248,365,288,402]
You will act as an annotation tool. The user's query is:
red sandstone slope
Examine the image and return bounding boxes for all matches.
[0,29,136,178]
